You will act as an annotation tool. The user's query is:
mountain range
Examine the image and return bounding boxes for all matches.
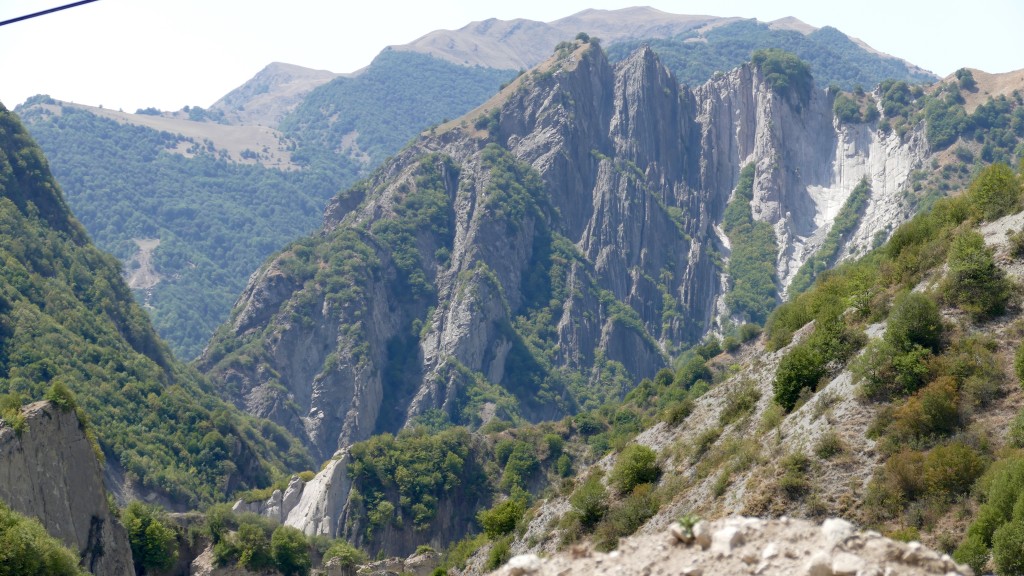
[15,8,937,360]
[2,6,1024,576]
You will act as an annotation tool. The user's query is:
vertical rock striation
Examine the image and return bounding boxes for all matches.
[201,41,928,465]
[0,401,134,576]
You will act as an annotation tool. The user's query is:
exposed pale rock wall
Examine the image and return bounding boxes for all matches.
[203,42,927,465]
[0,401,134,576]
[233,452,352,538]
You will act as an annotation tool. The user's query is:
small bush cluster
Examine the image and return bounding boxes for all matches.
[751,49,813,104]
[719,380,761,426]
[202,508,319,576]
[484,536,513,571]
[813,430,845,459]
[593,483,660,551]
[123,501,179,574]
[615,344,719,433]
[0,393,27,435]
[322,540,366,572]
[955,457,1024,574]
[853,291,944,402]
[609,444,661,495]
[569,474,609,530]
[773,313,865,412]
[561,467,661,553]
[778,451,812,500]
[0,500,86,575]
[1008,228,1024,259]
[477,497,526,538]
[1016,341,1024,385]
[941,230,1012,320]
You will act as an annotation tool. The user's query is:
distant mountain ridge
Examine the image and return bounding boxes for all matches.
[391,6,930,77]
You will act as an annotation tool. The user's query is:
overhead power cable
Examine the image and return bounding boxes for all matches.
[0,0,100,28]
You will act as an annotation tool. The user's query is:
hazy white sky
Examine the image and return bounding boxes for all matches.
[1,0,1022,113]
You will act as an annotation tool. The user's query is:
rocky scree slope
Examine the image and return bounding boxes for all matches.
[202,41,928,463]
[0,401,134,576]
[459,165,1024,575]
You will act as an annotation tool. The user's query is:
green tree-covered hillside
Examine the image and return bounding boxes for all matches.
[279,50,516,166]
[0,104,311,506]
[17,52,514,360]
[16,103,360,359]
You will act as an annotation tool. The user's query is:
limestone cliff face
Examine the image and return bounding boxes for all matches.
[0,401,134,576]
[233,453,352,538]
[236,447,483,557]
[692,64,925,307]
[201,42,928,463]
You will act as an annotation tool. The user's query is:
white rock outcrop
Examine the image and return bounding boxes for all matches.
[234,450,352,537]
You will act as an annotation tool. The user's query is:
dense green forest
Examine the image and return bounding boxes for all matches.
[16,103,360,359]
[606,20,936,90]
[0,104,312,506]
[279,50,516,166]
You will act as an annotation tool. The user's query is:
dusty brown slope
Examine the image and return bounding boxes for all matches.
[947,68,1024,113]
[30,100,299,169]
[208,61,342,127]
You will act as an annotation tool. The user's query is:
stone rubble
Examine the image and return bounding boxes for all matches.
[490,516,973,576]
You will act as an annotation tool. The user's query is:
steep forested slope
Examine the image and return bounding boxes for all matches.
[15,102,359,359]
[279,50,516,165]
[15,52,514,360]
[0,104,311,507]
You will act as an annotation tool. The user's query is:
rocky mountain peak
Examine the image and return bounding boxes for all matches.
[203,41,929,468]
[209,61,341,127]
